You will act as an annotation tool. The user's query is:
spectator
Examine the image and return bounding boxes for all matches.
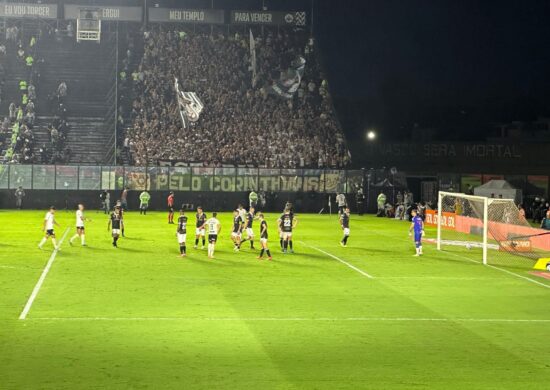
[14,186,25,209]
[541,210,550,230]
[377,191,387,217]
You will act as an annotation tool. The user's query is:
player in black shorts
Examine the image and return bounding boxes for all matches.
[256,213,272,260]
[194,207,207,249]
[177,209,188,257]
[278,208,298,253]
[241,207,256,249]
[340,207,351,247]
[231,209,244,251]
[108,206,122,247]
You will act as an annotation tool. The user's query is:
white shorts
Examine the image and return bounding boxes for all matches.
[260,238,268,244]
[231,232,242,239]
[177,233,186,243]
[195,228,205,236]
[246,228,254,237]
[343,228,350,236]
[282,232,292,240]
[112,229,121,236]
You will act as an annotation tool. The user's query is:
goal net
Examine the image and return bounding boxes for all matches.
[436,191,550,268]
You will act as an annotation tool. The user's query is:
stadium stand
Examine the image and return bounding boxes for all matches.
[1,22,117,165]
[1,23,350,168]
[123,27,350,168]
[0,21,40,164]
[34,28,117,164]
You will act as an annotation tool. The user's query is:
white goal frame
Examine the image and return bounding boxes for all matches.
[437,191,515,265]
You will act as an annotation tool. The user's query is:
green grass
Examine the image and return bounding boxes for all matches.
[1,210,550,389]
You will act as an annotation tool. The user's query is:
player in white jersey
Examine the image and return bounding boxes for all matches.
[38,206,61,250]
[69,204,90,246]
[237,204,247,221]
[202,212,221,259]
[336,193,347,215]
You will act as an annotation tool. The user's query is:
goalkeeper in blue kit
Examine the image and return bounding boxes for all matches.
[409,209,424,256]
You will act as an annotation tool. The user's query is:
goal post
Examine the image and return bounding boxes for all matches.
[437,191,489,264]
[436,191,550,269]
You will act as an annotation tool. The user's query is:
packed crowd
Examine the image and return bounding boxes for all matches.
[124,29,350,168]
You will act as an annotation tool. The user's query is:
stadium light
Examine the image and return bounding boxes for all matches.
[366,130,377,141]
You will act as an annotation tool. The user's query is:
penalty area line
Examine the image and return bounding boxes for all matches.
[369,230,550,290]
[442,250,550,290]
[299,241,374,279]
[19,227,70,320]
[27,317,550,323]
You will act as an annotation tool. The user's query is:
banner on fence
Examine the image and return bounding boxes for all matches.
[0,3,57,19]
[231,10,306,26]
[148,8,224,24]
[64,5,142,21]
[425,210,456,229]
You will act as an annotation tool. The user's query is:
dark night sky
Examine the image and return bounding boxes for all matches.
[314,0,550,141]
[78,0,550,141]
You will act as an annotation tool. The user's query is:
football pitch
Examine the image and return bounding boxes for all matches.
[1,210,550,389]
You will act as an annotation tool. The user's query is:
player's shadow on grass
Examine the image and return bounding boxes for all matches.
[117,246,153,253]
[299,252,337,262]
[271,258,319,268]
[359,247,393,254]
[186,256,234,266]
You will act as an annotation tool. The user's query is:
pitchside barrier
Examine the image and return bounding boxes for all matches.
[0,165,371,212]
[435,191,550,269]
[0,165,363,194]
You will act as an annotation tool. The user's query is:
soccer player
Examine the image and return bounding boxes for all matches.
[194,206,207,249]
[69,204,89,246]
[38,206,60,250]
[115,200,126,237]
[177,209,188,257]
[231,209,243,251]
[242,206,256,249]
[277,214,284,250]
[108,206,122,247]
[204,212,221,259]
[257,213,272,260]
[167,191,175,224]
[336,193,347,215]
[237,204,246,221]
[279,208,297,253]
[339,207,350,247]
[409,209,424,256]
[120,187,129,210]
[139,190,151,215]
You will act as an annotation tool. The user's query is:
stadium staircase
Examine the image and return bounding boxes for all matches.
[117,31,144,166]
[34,32,117,164]
[0,21,42,160]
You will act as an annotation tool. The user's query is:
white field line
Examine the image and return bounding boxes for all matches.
[27,316,550,323]
[19,227,70,320]
[440,250,550,289]
[299,241,374,279]
[486,264,550,289]
[368,229,550,290]
[376,276,496,280]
